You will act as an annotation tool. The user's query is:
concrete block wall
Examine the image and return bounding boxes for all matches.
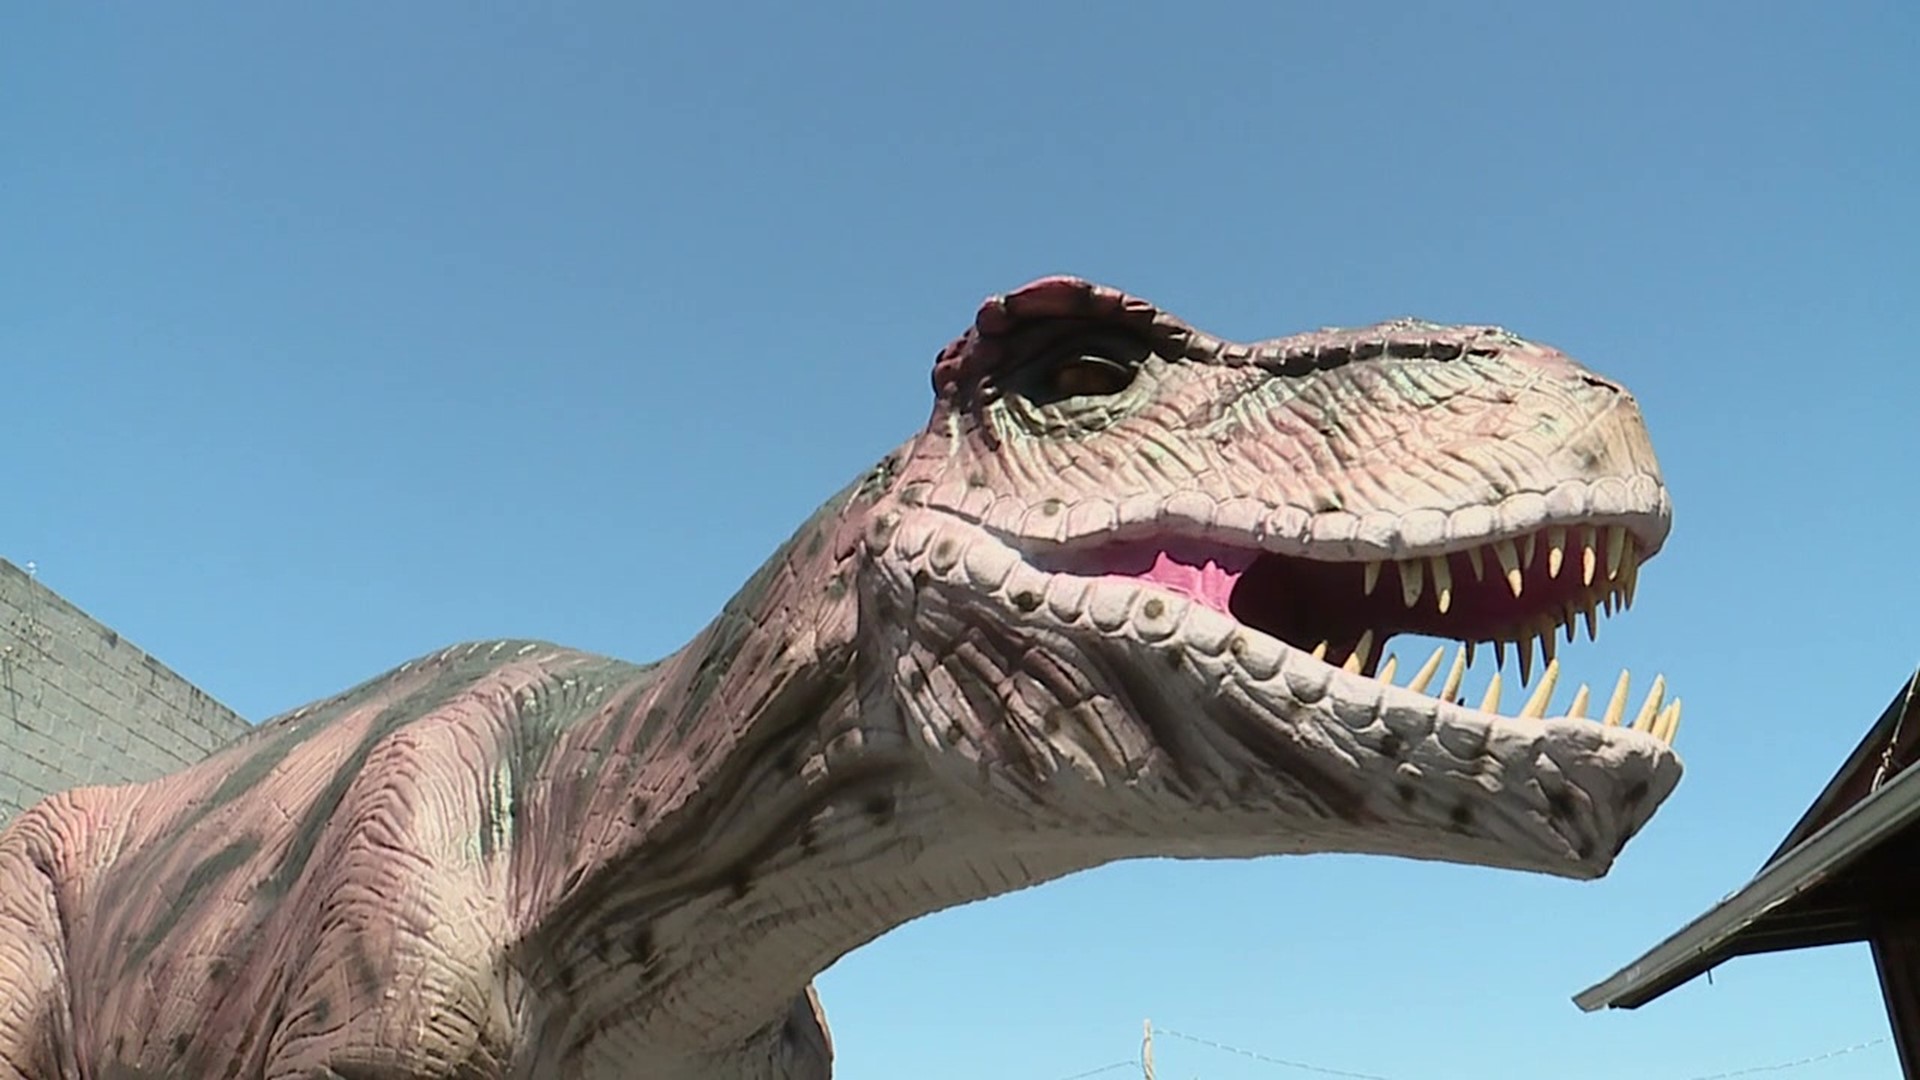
[0,557,250,825]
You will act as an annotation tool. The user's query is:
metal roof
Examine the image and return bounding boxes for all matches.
[1575,669,1920,1012]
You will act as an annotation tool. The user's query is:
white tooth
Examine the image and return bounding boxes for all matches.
[1478,673,1503,714]
[1606,525,1627,580]
[1519,658,1560,719]
[1431,556,1452,614]
[1630,674,1667,733]
[1567,683,1592,719]
[1602,671,1632,727]
[1346,630,1375,673]
[1518,635,1534,685]
[1495,539,1524,597]
[1400,558,1424,607]
[1440,647,1467,702]
[1465,544,1486,581]
[1363,560,1382,596]
[1377,653,1399,685]
[1310,640,1329,661]
[1581,527,1598,586]
[1407,646,1446,693]
[1547,526,1566,578]
[1654,699,1684,743]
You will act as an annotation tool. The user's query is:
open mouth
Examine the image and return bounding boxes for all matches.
[1038,522,1680,740]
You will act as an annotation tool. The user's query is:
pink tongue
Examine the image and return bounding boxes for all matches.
[1088,541,1255,613]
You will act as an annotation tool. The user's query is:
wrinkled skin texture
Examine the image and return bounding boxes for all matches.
[0,278,1683,1079]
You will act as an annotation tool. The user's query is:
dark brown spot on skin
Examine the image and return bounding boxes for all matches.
[1141,598,1165,619]
[900,483,929,506]
[171,1033,190,1058]
[631,926,655,964]
[967,472,988,488]
[1450,802,1474,829]
[1624,780,1649,804]
[933,539,955,563]
[1378,732,1404,759]
[1012,591,1042,612]
[1041,498,1064,515]
[1042,710,1063,734]
[864,792,896,823]
[798,826,818,855]
[912,569,931,590]
[1397,782,1418,806]
[728,870,753,900]
[945,721,965,744]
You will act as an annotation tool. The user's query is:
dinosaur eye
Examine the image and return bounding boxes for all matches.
[1046,354,1136,398]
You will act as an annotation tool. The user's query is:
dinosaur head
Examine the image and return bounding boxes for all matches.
[862,276,1681,880]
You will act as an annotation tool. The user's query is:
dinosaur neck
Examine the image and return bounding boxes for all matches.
[507,475,922,1070]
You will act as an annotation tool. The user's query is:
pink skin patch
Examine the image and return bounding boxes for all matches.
[1064,540,1258,614]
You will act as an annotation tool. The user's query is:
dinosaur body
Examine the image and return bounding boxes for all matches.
[0,277,1684,1079]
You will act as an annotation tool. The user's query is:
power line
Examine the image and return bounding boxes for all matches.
[1680,1036,1891,1079]
[1155,1026,1394,1080]
[1052,1024,1895,1080]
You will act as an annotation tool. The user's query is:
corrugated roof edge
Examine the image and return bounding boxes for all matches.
[1574,669,1920,1012]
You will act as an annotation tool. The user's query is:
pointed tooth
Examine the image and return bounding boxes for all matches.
[1562,604,1577,643]
[1655,699,1684,743]
[1519,658,1561,719]
[1518,635,1534,685]
[1522,532,1537,569]
[1440,647,1467,702]
[1464,640,1478,668]
[1478,673,1503,714]
[1630,674,1667,732]
[1363,560,1382,596]
[1344,630,1375,674]
[1399,558,1424,607]
[1495,539,1524,597]
[1377,653,1399,685]
[1547,526,1566,578]
[1494,639,1507,669]
[1431,556,1452,614]
[1567,683,1592,719]
[1605,525,1627,580]
[1582,603,1599,641]
[1538,627,1557,665]
[1602,593,1615,617]
[1465,545,1485,581]
[1407,646,1445,693]
[1310,641,1329,661]
[1601,671,1632,727]
[1581,528,1599,586]
[1623,558,1640,608]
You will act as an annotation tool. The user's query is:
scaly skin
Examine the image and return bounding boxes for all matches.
[0,277,1683,1079]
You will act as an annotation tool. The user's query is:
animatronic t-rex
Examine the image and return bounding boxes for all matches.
[0,277,1683,1079]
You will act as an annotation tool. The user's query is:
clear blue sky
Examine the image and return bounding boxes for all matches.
[7,3,1917,1077]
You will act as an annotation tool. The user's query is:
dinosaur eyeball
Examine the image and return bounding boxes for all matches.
[1047,355,1136,398]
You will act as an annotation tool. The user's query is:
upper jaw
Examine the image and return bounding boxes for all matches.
[918,473,1672,567]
